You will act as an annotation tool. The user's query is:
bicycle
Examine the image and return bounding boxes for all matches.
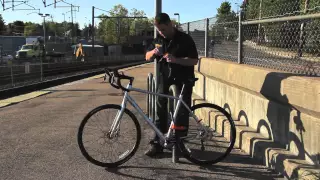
[77,67,236,168]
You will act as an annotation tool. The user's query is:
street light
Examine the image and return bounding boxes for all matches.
[38,13,50,47]
[38,13,50,81]
[174,13,180,27]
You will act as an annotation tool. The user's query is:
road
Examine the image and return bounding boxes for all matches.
[0,63,284,180]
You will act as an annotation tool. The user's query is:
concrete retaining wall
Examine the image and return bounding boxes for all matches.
[193,58,320,179]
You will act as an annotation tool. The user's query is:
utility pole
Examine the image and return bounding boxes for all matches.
[71,4,74,44]
[154,0,161,145]
[56,1,80,44]
[154,0,161,38]
[258,0,262,44]
[92,6,95,57]
[62,13,66,40]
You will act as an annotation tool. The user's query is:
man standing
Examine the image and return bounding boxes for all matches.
[145,13,199,157]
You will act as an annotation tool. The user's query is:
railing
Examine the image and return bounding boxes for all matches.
[180,3,320,77]
[0,54,144,90]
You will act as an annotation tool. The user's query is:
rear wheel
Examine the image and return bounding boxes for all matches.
[178,103,236,165]
[77,104,141,168]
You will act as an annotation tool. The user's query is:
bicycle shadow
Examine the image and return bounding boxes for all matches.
[105,153,282,180]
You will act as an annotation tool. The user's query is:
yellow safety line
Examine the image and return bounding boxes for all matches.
[0,91,51,108]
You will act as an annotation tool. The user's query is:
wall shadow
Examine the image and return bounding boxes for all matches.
[250,119,284,162]
[223,103,232,116]
[261,72,294,148]
[259,72,318,178]
[237,110,249,126]
[236,110,253,149]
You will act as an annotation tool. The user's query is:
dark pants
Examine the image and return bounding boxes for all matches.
[153,71,193,141]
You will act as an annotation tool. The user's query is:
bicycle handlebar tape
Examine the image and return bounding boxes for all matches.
[117,75,134,92]
[110,75,120,89]
[107,68,134,92]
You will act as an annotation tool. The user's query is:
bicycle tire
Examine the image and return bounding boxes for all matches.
[178,103,236,165]
[77,104,141,168]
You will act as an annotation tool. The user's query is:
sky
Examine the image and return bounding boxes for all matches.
[1,0,242,29]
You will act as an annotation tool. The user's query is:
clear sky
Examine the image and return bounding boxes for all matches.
[1,0,242,28]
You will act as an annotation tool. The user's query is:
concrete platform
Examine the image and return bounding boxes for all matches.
[0,63,284,180]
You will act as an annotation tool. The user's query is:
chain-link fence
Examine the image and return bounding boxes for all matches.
[0,15,151,90]
[180,1,320,76]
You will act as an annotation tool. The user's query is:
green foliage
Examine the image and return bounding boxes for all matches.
[216,1,237,23]
[97,4,153,44]
[210,1,238,41]
[0,14,5,35]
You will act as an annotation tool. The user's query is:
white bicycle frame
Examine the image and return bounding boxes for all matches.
[109,81,208,145]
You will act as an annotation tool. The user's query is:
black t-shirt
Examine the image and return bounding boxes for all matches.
[147,28,198,80]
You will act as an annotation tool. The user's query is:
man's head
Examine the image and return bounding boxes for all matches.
[154,13,175,39]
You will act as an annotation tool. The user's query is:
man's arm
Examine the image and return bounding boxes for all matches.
[145,40,157,61]
[145,49,156,61]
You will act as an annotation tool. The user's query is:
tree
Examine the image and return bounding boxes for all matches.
[216,2,237,23]
[98,4,153,44]
[12,20,25,35]
[0,14,5,35]
[129,8,150,36]
[210,2,238,41]
[81,25,91,39]
[24,22,39,36]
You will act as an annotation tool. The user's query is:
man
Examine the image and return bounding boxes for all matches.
[145,13,199,157]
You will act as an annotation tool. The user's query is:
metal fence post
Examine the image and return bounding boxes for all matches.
[9,61,14,87]
[205,18,209,58]
[238,8,243,64]
[187,22,190,34]
[40,55,43,81]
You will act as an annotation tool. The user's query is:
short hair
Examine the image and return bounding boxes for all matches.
[154,13,171,25]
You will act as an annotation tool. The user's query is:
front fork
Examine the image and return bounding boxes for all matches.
[109,91,128,137]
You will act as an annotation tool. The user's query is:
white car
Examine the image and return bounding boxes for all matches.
[0,53,14,64]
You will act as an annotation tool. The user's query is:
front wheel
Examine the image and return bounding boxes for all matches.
[77,104,141,168]
[178,103,236,165]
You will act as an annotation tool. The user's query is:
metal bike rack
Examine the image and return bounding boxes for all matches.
[146,67,180,163]
[147,73,153,119]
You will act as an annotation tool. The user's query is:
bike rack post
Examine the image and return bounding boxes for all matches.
[147,73,153,118]
[154,58,158,123]
[172,142,178,163]
[151,77,156,123]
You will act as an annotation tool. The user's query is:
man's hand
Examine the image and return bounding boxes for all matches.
[145,48,162,61]
[153,48,163,56]
[164,53,177,63]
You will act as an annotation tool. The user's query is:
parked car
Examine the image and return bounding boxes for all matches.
[0,53,13,64]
